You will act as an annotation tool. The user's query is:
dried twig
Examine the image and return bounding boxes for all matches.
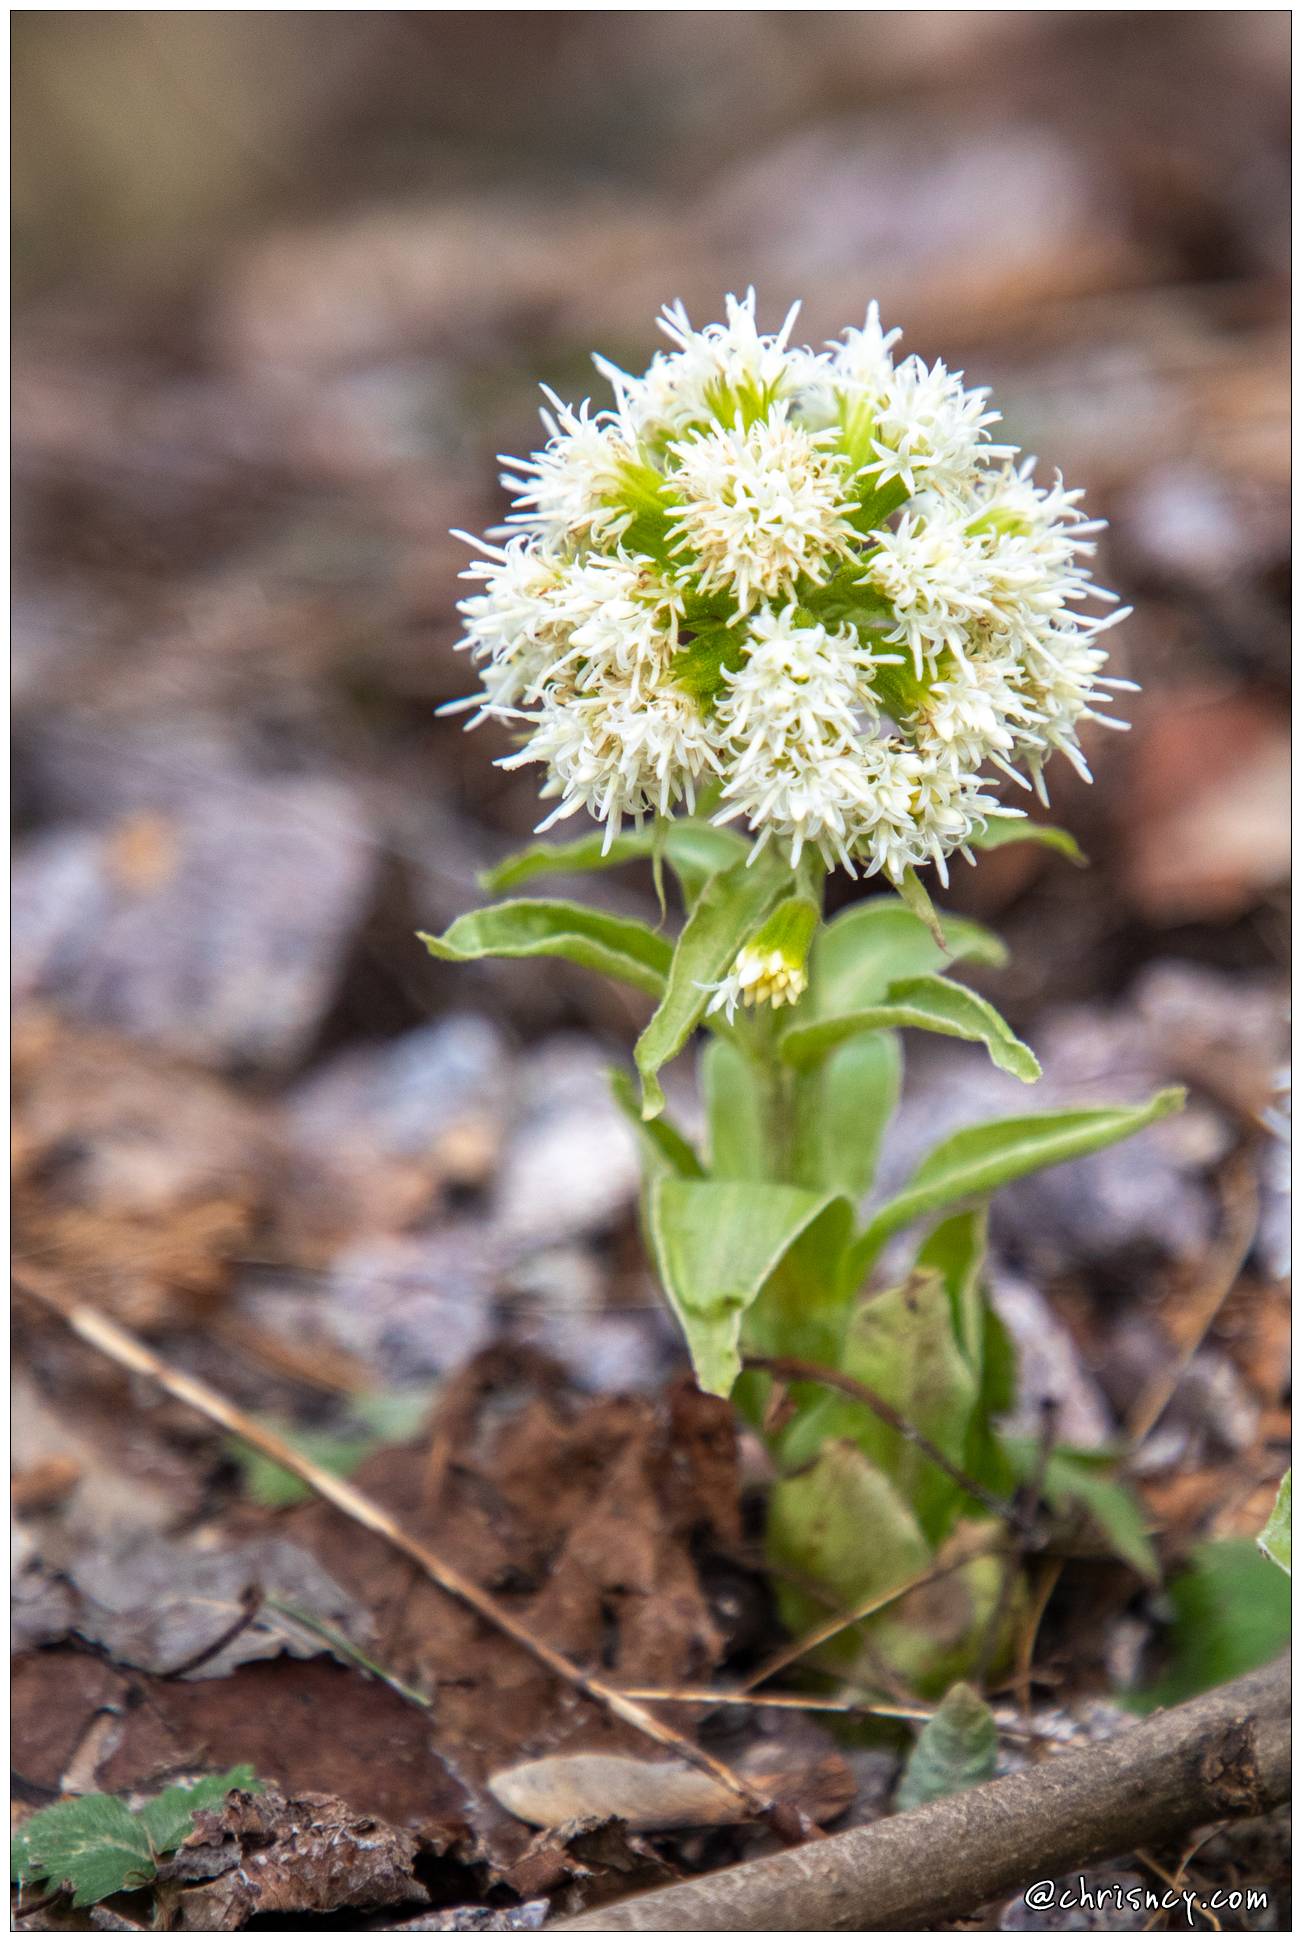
[616,1686,931,1722]
[610,1685,1092,1748]
[737,1531,1007,1694]
[975,1395,1058,1689]
[13,1276,773,1821]
[552,1656,1291,1931]
[1128,1155,1260,1447]
[1011,1555,1065,1725]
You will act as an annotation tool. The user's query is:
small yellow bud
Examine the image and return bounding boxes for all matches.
[734,945,809,1011]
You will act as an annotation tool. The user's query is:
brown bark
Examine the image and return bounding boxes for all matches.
[552,1656,1290,1932]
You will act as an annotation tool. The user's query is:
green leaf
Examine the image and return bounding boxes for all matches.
[846,470,912,536]
[780,1269,979,1543]
[769,1448,1012,1694]
[895,867,947,947]
[849,1089,1185,1275]
[481,820,748,904]
[609,1067,703,1178]
[701,1038,768,1180]
[646,1178,849,1396]
[136,1766,260,1857]
[791,1032,901,1202]
[780,973,1040,1083]
[12,1796,154,1908]
[231,1429,374,1508]
[634,848,792,1117]
[916,1208,988,1371]
[895,1683,998,1812]
[660,824,752,904]
[746,1195,859,1371]
[419,899,672,998]
[668,625,749,704]
[913,1209,1016,1498]
[481,830,656,892]
[1135,1540,1292,1709]
[969,818,1086,866]
[13,1767,261,1909]
[806,898,1006,1021]
[1005,1442,1159,1584]
[767,1440,932,1633]
[978,1302,1018,1425]
[1259,1471,1291,1577]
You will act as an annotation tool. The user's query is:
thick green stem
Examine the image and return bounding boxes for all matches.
[750,1008,800,1179]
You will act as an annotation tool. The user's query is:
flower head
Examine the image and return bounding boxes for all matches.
[702,896,818,1022]
[448,295,1130,881]
[667,412,856,613]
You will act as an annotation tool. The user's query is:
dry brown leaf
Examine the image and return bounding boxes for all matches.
[161,1786,427,1928]
[489,1748,853,1834]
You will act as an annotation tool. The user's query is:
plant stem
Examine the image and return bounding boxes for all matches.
[752,1012,799,1179]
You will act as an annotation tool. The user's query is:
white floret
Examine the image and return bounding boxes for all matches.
[599,288,830,442]
[712,606,887,871]
[499,390,644,548]
[667,412,857,613]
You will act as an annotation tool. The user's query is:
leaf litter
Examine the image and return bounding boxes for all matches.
[11,13,1291,1928]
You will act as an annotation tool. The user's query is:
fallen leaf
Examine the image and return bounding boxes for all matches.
[489,1747,853,1834]
[160,1787,427,1927]
[15,1532,374,1679]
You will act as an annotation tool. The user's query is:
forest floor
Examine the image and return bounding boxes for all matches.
[12,12,1289,1930]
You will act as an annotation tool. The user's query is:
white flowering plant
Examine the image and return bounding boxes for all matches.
[423,295,1182,1689]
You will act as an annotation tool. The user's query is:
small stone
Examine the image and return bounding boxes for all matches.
[988,1266,1113,1448]
[285,1013,511,1237]
[13,775,378,1073]
[493,1037,642,1250]
[252,1226,500,1388]
[501,1249,678,1394]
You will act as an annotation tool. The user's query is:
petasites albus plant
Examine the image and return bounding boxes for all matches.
[424,293,1179,1690]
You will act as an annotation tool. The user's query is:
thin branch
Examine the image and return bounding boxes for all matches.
[617,1686,1086,1749]
[616,1686,931,1722]
[1012,1555,1064,1723]
[975,1395,1058,1688]
[552,1656,1291,1931]
[14,1275,773,1823]
[745,1353,1018,1526]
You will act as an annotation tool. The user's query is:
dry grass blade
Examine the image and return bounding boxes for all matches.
[14,1274,774,1822]
[616,1686,931,1721]
[736,1533,1008,1694]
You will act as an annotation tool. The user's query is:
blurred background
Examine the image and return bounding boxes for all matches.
[12,9,1289,1684]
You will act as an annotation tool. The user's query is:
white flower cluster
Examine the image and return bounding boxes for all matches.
[450,291,1131,882]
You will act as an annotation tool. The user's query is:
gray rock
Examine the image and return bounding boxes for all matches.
[493,1036,642,1249]
[252,1226,501,1387]
[13,774,377,1072]
[1106,1320,1260,1471]
[501,1249,679,1394]
[988,1266,1113,1448]
[290,1014,509,1159]
[284,1013,511,1235]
